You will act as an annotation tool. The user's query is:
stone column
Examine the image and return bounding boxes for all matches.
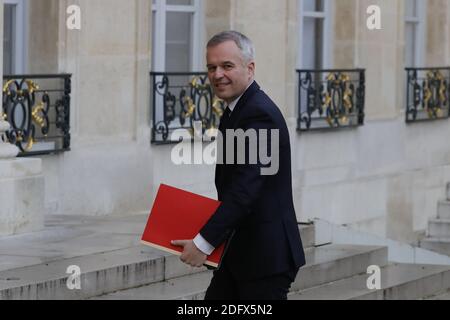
[0,0,45,235]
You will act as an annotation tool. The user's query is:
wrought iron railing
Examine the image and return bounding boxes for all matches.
[405,67,450,122]
[296,69,365,131]
[2,74,71,156]
[150,72,225,144]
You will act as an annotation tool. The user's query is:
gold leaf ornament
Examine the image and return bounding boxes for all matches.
[183,96,195,119]
[212,98,224,117]
[32,102,46,128]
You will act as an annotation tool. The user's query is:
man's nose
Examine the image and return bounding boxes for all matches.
[213,67,224,79]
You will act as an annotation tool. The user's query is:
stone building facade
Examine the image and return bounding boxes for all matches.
[1,0,450,244]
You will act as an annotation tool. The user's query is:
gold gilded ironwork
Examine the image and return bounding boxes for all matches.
[32,102,46,128]
[170,77,224,136]
[181,76,213,120]
[14,131,34,151]
[24,136,34,151]
[182,96,195,119]
[323,73,353,127]
[190,76,209,91]
[212,97,224,117]
[3,80,15,95]
[25,79,39,95]
[3,78,46,150]
[423,71,446,119]
[439,81,447,105]
[3,79,39,96]
[322,94,332,112]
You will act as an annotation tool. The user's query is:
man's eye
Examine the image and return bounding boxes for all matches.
[224,65,233,70]
[208,67,216,72]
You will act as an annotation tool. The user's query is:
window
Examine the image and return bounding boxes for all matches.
[152,0,204,72]
[404,0,426,67]
[298,0,332,69]
[3,0,27,74]
[150,0,206,142]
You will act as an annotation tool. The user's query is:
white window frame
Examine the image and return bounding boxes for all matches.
[404,0,426,67]
[3,0,28,74]
[297,0,333,69]
[151,0,204,72]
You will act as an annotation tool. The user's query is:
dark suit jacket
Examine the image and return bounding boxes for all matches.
[200,81,305,281]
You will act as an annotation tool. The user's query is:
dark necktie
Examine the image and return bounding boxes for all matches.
[219,107,232,132]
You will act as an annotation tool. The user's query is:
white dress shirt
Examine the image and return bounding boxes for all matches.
[225,93,241,113]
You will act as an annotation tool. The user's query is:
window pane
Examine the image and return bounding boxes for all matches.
[167,0,193,5]
[405,22,416,67]
[303,0,324,12]
[3,4,15,75]
[405,0,417,18]
[166,12,192,72]
[302,17,323,69]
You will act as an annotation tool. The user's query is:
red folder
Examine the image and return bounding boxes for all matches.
[141,184,225,268]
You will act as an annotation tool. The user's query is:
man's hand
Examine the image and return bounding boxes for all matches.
[171,240,207,268]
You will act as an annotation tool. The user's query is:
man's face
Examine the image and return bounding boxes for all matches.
[206,40,255,104]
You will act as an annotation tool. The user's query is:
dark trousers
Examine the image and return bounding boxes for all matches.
[204,262,298,300]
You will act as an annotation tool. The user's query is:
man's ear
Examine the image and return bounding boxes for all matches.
[247,61,255,78]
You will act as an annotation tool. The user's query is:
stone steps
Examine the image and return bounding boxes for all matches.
[289,263,450,300]
[0,246,167,300]
[91,244,387,300]
[0,224,315,300]
[419,191,450,256]
[90,271,213,300]
[420,238,450,256]
[437,201,450,220]
[291,244,387,292]
[428,218,450,238]
[423,289,450,300]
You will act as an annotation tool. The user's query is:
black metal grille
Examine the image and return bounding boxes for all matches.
[2,74,71,156]
[405,67,450,123]
[296,69,365,131]
[150,72,225,144]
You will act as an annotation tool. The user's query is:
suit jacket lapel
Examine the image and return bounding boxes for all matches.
[227,81,260,129]
[215,81,260,197]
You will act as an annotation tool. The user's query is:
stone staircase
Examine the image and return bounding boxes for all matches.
[91,225,387,300]
[420,183,450,256]
[91,224,450,300]
[2,221,450,300]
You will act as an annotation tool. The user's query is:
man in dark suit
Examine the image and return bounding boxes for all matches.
[172,31,305,300]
